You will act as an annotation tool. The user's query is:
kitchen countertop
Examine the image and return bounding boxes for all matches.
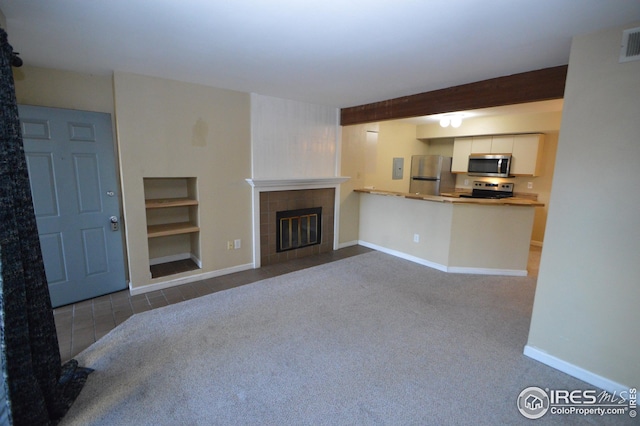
[354,188,545,207]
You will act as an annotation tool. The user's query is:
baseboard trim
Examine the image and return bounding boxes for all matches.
[129,263,254,296]
[523,345,630,394]
[358,241,527,276]
[336,240,359,249]
[447,266,528,276]
[149,252,192,266]
[190,253,203,268]
[358,241,448,272]
[149,253,203,268]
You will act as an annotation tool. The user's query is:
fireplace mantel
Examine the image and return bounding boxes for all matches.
[246,177,349,191]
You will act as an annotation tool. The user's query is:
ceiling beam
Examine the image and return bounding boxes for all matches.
[340,65,568,126]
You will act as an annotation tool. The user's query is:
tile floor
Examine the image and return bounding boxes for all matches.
[53,245,373,362]
[54,244,542,363]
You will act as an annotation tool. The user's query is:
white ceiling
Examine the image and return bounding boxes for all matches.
[1,1,639,109]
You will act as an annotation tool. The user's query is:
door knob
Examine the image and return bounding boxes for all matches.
[110,216,119,231]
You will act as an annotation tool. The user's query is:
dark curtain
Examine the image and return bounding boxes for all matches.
[0,28,92,425]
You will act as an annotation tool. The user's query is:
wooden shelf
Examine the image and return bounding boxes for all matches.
[145,198,199,209]
[144,178,200,272]
[147,222,200,238]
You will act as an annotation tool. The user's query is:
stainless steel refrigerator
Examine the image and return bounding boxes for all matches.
[409,155,456,195]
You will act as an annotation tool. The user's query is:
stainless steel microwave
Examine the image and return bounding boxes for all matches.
[467,154,512,177]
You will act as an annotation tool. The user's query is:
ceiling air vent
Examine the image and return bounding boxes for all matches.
[620,27,640,63]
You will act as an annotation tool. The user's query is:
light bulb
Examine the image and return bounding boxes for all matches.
[439,117,450,127]
[451,116,462,128]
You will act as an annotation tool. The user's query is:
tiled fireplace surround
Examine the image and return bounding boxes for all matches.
[247,177,348,267]
[260,188,335,266]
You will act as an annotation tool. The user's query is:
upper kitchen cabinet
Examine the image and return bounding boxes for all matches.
[510,134,545,176]
[471,135,514,154]
[469,136,493,153]
[452,136,496,172]
[451,137,472,172]
[489,135,514,154]
[451,133,544,175]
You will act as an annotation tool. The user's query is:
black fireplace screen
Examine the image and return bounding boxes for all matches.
[276,207,322,252]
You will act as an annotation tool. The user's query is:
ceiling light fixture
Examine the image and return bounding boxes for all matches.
[439,114,463,128]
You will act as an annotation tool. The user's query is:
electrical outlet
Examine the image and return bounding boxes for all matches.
[234,239,241,249]
[464,179,469,186]
[527,182,533,189]
[227,240,233,250]
[413,234,420,243]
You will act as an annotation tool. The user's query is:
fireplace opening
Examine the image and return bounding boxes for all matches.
[276,207,322,253]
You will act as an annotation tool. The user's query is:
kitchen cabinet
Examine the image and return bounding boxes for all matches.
[144,177,200,277]
[451,137,472,172]
[510,134,545,176]
[489,135,514,154]
[470,136,492,153]
[471,135,514,154]
[453,136,499,172]
[452,133,544,175]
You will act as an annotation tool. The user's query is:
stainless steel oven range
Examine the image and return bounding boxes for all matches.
[459,181,514,199]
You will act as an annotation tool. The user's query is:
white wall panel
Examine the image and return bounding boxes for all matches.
[251,94,339,179]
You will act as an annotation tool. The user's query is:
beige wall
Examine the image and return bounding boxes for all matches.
[113,72,252,290]
[525,132,557,244]
[338,120,429,245]
[423,138,454,157]
[13,65,114,114]
[526,22,640,390]
[338,123,375,245]
[415,110,562,139]
[448,204,534,271]
[366,121,430,193]
[358,193,453,266]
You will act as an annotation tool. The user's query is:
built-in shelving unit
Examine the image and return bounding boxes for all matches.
[147,222,200,238]
[144,178,200,278]
[146,197,199,238]
[146,197,199,209]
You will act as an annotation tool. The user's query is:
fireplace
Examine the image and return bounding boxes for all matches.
[259,188,335,266]
[276,207,322,252]
[246,177,348,267]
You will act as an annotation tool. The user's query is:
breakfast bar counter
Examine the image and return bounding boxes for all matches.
[354,189,544,276]
[354,188,544,207]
